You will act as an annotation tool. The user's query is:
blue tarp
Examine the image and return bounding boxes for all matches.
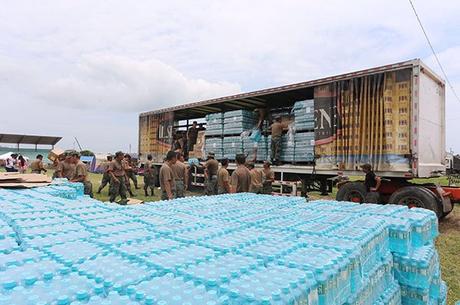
[80,156,96,172]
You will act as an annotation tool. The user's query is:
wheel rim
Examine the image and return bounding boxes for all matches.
[346,191,364,203]
[399,197,423,209]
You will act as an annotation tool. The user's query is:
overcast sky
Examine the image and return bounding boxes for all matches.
[1,0,459,153]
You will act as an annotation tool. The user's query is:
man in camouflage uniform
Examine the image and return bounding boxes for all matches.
[69,151,93,197]
[56,151,76,180]
[270,117,285,166]
[52,155,65,179]
[159,151,177,200]
[171,152,188,198]
[124,154,139,189]
[108,151,128,204]
[204,152,218,195]
[97,155,113,194]
[262,161,275,194]
[143,154,156,196]
[122,155,136,197]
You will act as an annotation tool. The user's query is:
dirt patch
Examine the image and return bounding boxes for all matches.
[439,205,460,234]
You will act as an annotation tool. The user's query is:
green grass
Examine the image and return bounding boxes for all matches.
[436,207,460,304]
[2,169,460,302]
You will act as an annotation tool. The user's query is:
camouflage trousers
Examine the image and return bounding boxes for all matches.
[143,175,155,193]
[205,176,217,196]
[98,172,111,192]
[175,180,185,198]
[262,182,273,195]
[126,171,138,188]
[271,135,282,161]
[218,187,228,195]
[83,181,93,198]
[161,189,176,201]
[250,186,263,194]
[109,176,128,203]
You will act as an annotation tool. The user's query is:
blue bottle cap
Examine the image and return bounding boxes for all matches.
[145,296,155,305]
[261,297,271,305]
[76,290,88,300]
[24,276,37,286]
[59,267,71,275]
[57,295,70,305]
[43,271,54,281]
[135,291,145,300]
[94,284,104,295]
[126,285,136,295]
[230,289,239,298]
[113,283,123,292]
[3,280,16,290]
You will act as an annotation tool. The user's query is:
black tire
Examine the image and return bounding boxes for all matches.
[336,182,368,203]
[388,186,441,217]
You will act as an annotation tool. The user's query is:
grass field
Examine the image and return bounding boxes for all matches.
[2,169,460,303]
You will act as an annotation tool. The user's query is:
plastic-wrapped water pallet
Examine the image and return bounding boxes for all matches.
[223,136,244,160]
[293,99,315,131]
[223,110,256,135]
[205,113,224,136]
[204,137,223,159]
[0,187,447,305]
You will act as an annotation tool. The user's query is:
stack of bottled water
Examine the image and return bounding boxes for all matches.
[292,100,315,131]
[0,187,447,305]
[205,113,224,136]
[223,110,257,135]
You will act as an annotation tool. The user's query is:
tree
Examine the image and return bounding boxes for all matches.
[80,150,95,157]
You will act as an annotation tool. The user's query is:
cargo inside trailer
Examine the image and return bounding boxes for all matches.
[139,59,446,179]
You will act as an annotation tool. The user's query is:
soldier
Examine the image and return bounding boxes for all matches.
[269,117,286,166]
[30,154,47,174]
[58,152,76,180]
[52,155,65,179]
[361,163,381,203]
[143,154,156,196]
[124,154,139,189]
[204,152,218,195]
[217,158,231,194]
[159,151,177,200]
[108,151,128,204]
[187,121,199,152]
[171,152,189,198]
[247,162,263,194]
[69,152,93,197]
[262,161,275,194]
[97,155,113,194]
[231,154,251,193]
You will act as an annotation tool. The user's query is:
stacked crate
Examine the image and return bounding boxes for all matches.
[0,188,447,305]
[293,99,315,131]
[204,137,223,160]
[223,110,257,135]
[205,113,223,136]
[293,132,315,162]
[243,136,268,162]
[267,133,314,163]
[223,136,243,160]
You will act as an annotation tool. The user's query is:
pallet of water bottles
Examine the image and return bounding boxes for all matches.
[0,185,447,305]
[205,113,224,136]
[293,99,315,131]
[268,132,315,163]
[205,110,257,137]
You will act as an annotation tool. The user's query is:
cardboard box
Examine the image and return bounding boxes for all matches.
[48,148,65,162]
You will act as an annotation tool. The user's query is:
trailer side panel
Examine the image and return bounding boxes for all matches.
[416,68,446,177]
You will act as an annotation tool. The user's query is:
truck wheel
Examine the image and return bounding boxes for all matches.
[388,186,441,217]
[336,182,367,203]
